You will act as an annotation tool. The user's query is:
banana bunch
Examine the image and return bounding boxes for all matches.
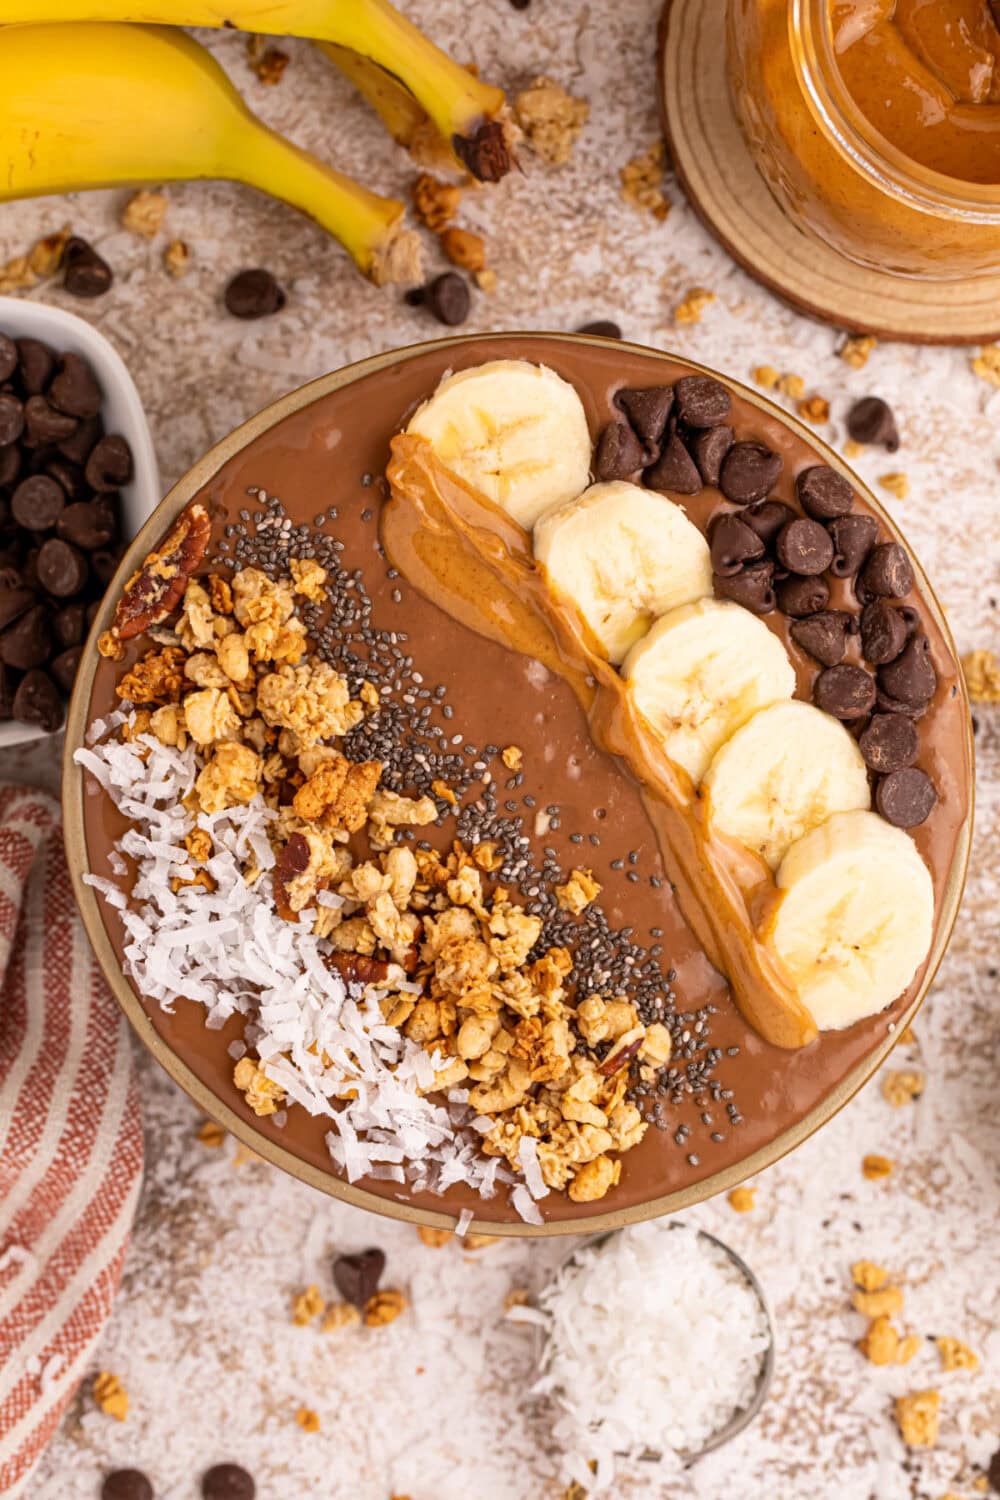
[0,0,513,283]
[405,360,936,1038]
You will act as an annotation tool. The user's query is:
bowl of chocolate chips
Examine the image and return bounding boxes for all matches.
[0,296,159,745]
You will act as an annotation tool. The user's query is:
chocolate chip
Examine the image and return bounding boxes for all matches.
[201,1463,255,1500]
[718,441,782,505]
[861,541,913,600]
[878,632,936,708]
[644,429,701,495]
[57,498,117,550]
[49,352,102,419]
[23,395,78,449]
[0,662,13,718]
[91,547,122,585]
[86,434,133,491]
[777,572,830,617]
[63,236,113,298]
[57,413,103,465]
[673,374,732,428]
[858,713,918,773]
[690,424,733,486]
[422,272,470,327]
[0,393,24,447]
[709,513,764,576]
[615,386,674,451]
[11,668,62,730]
[0,333,16,383]
[828,513,878,578]
[50,644,82,692]
[101,1471,153,1500]
[714,559,775,614]
[789,610,853,666]
[814,663,877,719]
[2,604,52,670]
[37,537,87,597]
[776,518,834,576]
[332,1247,385,1308]
[860,600,907,665]
[16,339,54,395]
[11,475,64,531]
[593,420,645,481]
[986,1446,1000,1492]
[847,396,899,451]
[224,268,286,319]
[46,458,89,502]
[0,444,20,489]
[796,465,853,520]
[876,767,936,827]
[0,585,36,631]
[742,500,796,547]
[576,319,621,338]
[54,601,87,648]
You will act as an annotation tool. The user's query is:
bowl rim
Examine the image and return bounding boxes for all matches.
[61,331,975,1237]
[0,294,160,749]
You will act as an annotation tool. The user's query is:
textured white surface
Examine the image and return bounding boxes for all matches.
[1,2,998,1495]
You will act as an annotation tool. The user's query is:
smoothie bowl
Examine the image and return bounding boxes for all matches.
[63,333,973,1234]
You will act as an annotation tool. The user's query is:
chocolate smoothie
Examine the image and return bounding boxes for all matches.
[73,335,972,1227]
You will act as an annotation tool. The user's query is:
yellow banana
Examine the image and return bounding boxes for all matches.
[0,23,422,286]
[317,42,455,170]
[0,0,515,181]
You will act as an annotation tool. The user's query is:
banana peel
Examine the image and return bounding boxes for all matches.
[0,0,516,181]
[0,22,423,286]
[317,42,457,171]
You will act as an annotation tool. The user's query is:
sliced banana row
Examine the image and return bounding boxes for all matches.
[406,359,935,1030]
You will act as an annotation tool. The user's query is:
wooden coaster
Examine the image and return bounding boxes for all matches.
[658,0,1000,344]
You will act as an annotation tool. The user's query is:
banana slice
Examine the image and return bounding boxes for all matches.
[769,809,934,1031]
[533,481,713,664]
[622,598,796,784]
[702,700,871,870]
[406,359,592,529]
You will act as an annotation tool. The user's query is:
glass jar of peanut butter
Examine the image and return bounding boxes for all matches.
[728,0,1000,278]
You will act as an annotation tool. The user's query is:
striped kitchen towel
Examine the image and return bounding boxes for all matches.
[0,785,143,1497]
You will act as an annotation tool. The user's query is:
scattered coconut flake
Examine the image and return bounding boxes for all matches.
[511,1185,543,1225]
[456,1209,474,1237]
[518,1135,549,1201]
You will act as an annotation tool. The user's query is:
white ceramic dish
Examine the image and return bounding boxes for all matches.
[0,295,160,748]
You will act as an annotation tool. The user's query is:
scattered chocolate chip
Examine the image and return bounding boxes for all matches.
[796,465,853,520]
[57,498,117,550]
[49,352,102,419]
[91,547,122,585]
[23,395,77,448]
[11,475,64,531]
[202,1463,255,1500]
[644,429,701,495]
[814,663,877,719]
[63,235,113,298]
[776,518,834,576]
[615,386,674,451]
[0,333,16,383]
[16,339,54,396]
[847,395,899,451]
[828,513,878,578]
[878,632,936,708]
[510,0,531,9]
[718,441,782,505]
[593,420,645,482]
[50,643,82,693]
[709,512,764,576]
[576,319,621,339]
[714,559,775,614]
[86,434,133,492]
[0,392,24,447]
[860,600,907,665]
[422,272,470,326]
[0,585,36,631]
[776,572,830,617]
[54,601,88,648]
[57,413,103,465]
[742,499,796,547]
[789,610,853,666]
[2,604,52,670]
[986,1446,1000,1492]
[37,537,87,597]
[224,268,286,319]
[858,713,918,773]
[0,444,20,488]
[673,374,732,428]
[690,424,733,486]
[861,541,913,600]
[876,767,936,827]
[332,1247,385,1308]
[101,1472,152,1500]
[12,667,63,731]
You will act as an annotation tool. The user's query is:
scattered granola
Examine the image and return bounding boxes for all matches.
[753,365,780,390]
[727,1186,755,1212]
[862,1153,894,1180]
[196,1119,226,1148]
[440,227,487,273]
[879,471,910,500]
[412,174,462,232]
[514,76,589,165]
[295,1407,321,1433]
[163,239,191,278]
[971,344,1000,386]
[92,1371,128,1422]
[853,1284,904,1319]
[851,1260,888,1291]
[417,1226,453,1248]
[321,1302,361,1332]
[619,142,671,221]
[674,287,715,325]
[797,395,831,424]
[838,334,878,368]
[122,189,167,239]
[935,1336,979,1372]
[291,1284,326,1326]
[246,33,290,84]
[962,648,1000,703]
[501,744,523,771]
[843,438,866,460]
[895,1389,940,1448]
[859,1315,901,1365]
[364,1289,408,1326]
[881,1069,924,1105]
[776,373,805,399]
[0,228,71,293]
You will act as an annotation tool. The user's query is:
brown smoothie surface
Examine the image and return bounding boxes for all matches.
[77,335,971,1226]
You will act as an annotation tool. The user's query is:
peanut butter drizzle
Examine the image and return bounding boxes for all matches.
[384,433,817,1051]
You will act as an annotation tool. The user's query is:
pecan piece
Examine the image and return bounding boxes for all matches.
[273,831,310,921]
[324,952,393,986]
[109,502,211,645]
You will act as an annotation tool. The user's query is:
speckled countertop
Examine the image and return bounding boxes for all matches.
[4,2,999,1496]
